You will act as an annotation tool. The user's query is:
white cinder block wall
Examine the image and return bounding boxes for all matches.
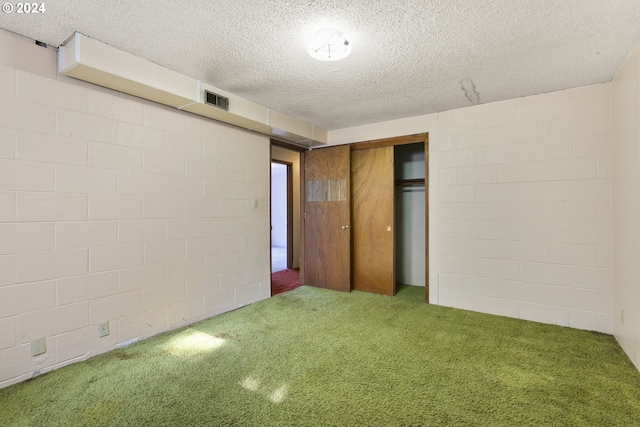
[0,31,271,388]
[436,86,612,331]
[612,40,640,370]
[330,83,614,334]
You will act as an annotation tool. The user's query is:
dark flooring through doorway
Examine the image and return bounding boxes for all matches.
[271,268,300,295]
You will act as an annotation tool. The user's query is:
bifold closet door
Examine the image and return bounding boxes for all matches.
[352,146,395,296]
[303,145,351,292]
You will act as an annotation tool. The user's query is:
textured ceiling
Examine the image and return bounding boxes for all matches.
[1,1,640,130]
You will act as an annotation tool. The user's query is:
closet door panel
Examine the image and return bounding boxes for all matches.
[303,145,351,292]
[352,146,395,296]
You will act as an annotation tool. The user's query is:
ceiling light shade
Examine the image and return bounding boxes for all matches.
[308,28,351,61]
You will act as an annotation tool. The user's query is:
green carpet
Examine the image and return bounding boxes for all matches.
[1,285,639,426]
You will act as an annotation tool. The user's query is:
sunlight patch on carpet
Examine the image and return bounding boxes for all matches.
[165,330,226,355]
[269,385,288,403]
[241,375,288,403]
[241,376,261,391]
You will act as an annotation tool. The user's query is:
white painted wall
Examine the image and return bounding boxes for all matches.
[612,40,640,370]
[330,83,613,334]
[0,30,271,388]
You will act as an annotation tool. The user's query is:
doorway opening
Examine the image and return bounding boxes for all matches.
[270,140,305,296]
[271,161,290,272]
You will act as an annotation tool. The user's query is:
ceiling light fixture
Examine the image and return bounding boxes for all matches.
[308,28,351,61]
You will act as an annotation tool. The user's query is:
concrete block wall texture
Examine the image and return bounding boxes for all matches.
[434,84,612,332]
[0,31,271,387]
[330,83,614,335]
[612,39,640,370]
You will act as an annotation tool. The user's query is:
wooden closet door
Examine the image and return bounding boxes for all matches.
[352,146,395,296]
[303,145,351,292]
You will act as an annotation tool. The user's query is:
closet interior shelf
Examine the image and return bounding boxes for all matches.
[395,178,425,187]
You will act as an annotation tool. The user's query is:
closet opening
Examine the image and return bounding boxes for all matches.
[394,143,426,293]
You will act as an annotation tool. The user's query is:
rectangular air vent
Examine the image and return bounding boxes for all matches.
[205,90,229,111]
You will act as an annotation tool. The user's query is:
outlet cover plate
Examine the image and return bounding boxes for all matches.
[98,322,110,338]
[31,337,46,356]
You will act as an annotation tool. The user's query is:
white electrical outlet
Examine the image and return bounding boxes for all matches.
[98,322,110,338]
[31,337,46,356]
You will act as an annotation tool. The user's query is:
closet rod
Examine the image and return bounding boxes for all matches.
[395,178,425,187]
